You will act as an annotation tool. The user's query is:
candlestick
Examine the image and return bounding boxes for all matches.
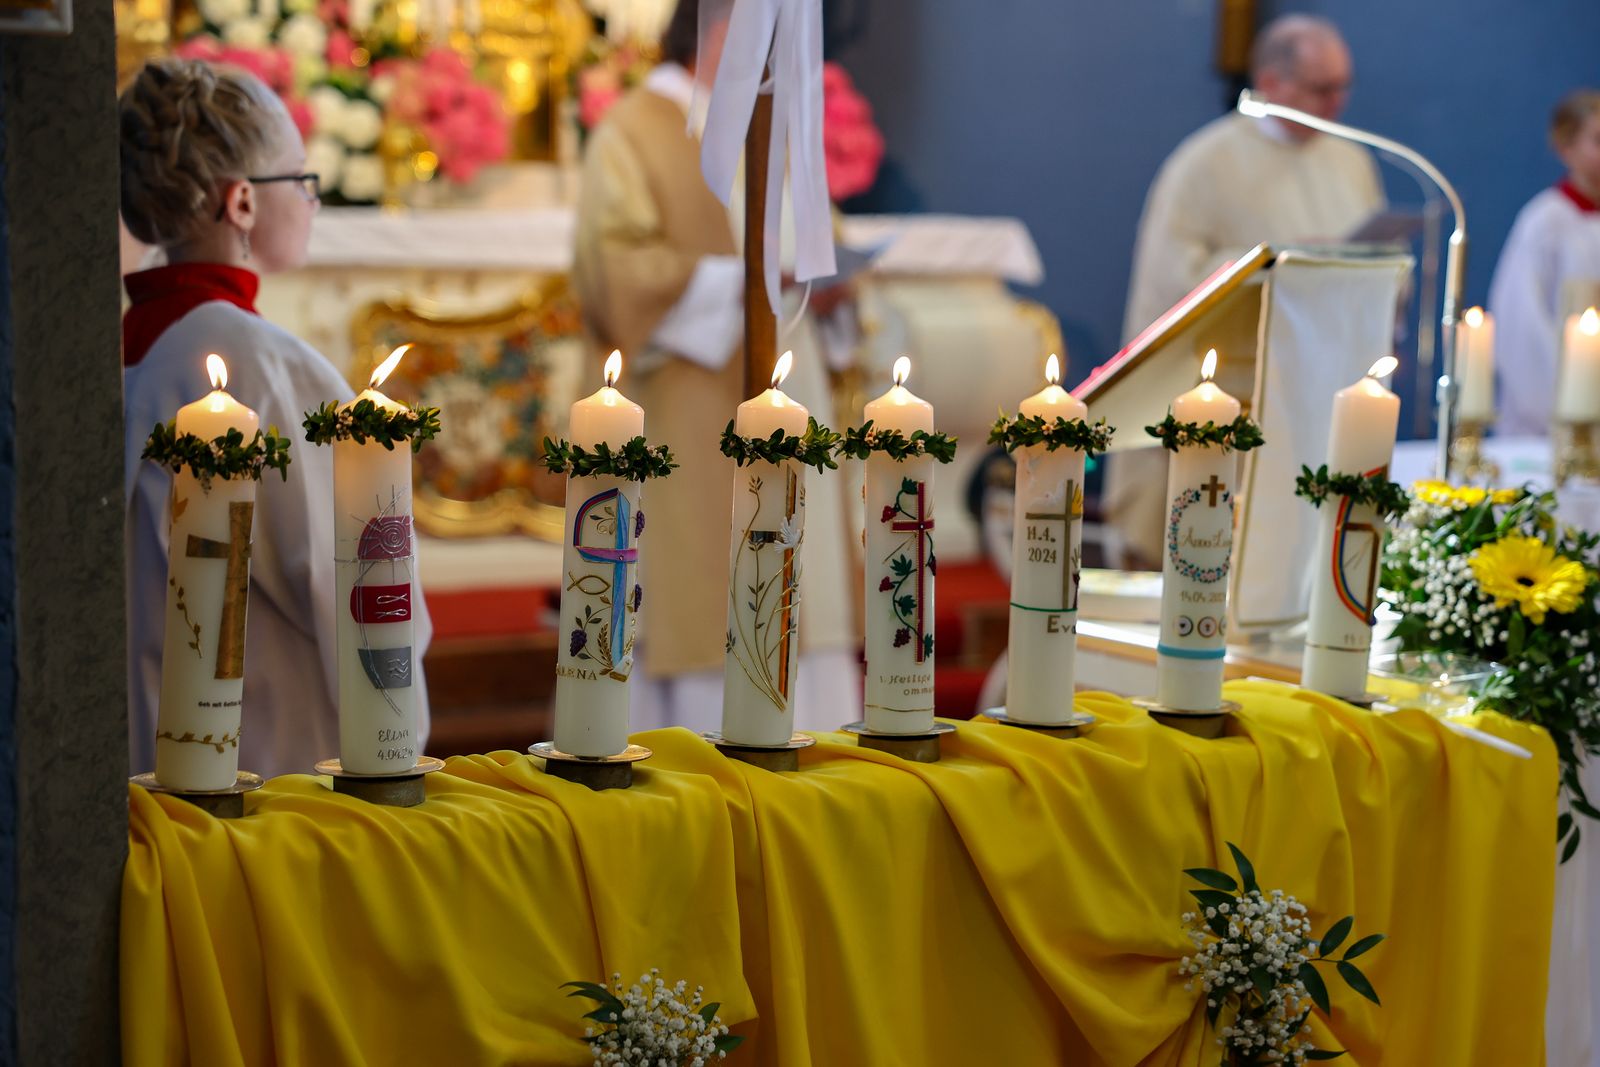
[553,351,645,758]
[1157,350,1239,711]
[1556,308,1600,423]
[1302,357,1401,700]
[1006,354,1088,724]
[722,352,809,746]
[1456,307,1495,422]
[863,357,937,733]
[155,355,261,791]
[335,345,421,774]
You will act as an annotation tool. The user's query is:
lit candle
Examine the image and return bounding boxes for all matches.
[1156,350,1240,711]
[1456,307,1496,422]
[1301,357,1402,700]
[1006,354,1089,723]
[156,355,261,791]
[722,352,809,746]
[1556,308,1600,423]
[334,345,421,774]
[863,356,937,733]
[553,351,645,757]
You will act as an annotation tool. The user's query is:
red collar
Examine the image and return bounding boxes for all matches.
[123,263,260,367]
[1559,178,1599,215]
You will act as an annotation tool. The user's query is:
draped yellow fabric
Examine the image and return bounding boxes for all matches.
[123,681,1555,1066]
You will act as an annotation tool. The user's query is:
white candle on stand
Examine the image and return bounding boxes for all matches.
[554,351,645,757]
[1456,307,1495,422]
[334,345,421,774]
[864,356,937,733]
[1556,308,1600,422]
[1302,357,1401,700]
[156,355,261,791]
[722,352,809,746]
[1157,350,1240,711]
[1006,354,1089,723]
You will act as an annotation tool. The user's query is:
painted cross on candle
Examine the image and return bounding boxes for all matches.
[1024,480,1079,612]
[184,500,254,680]
[573,486,637,670]
[1202,474,1227,507]
[891,480,935,662]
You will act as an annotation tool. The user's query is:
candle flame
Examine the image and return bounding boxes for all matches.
[604,349,622,388]
[1583,308,1600,336]
[1464,306,1485,329]
[206,353,228,391]
[892,355,911,387]
[1045,353,1060,386]
[772,350,794,389]
[370,344,412,389]
[1367,355,1399,379]
[1200,349,1218,382]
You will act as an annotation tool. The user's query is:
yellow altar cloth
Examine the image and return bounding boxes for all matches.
[123,681,1556,1066]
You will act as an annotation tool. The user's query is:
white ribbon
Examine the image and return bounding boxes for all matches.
[698,0,836,313]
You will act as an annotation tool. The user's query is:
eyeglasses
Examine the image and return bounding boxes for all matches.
[213,173,322,219]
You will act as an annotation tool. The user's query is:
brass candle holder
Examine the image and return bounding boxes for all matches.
[1555,421,1600,485]
[1449,418,1499,482]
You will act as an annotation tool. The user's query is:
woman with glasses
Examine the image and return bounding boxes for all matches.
[119,58,431,779]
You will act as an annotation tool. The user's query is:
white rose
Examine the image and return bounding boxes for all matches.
[277,12,326,57]
[198,0,248,26]
[368,74,396,106]
[338,98,384,151]
[305,136,346,190]
[308,86,346,133]
[293,54,327,89]
[222,16,270,47]
[340,153,385,203]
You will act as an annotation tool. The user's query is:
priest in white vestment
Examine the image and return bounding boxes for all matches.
[1110,15,1383,566]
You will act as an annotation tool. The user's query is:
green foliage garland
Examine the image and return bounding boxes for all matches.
[541,435,678,482]
[838,421,958,464]
[1145,413,1265,453]
[988,412,1115,457]
[142,422,293,489]
[1293,465,1410,518]
[719,416,844,472]
[302,397,442,453]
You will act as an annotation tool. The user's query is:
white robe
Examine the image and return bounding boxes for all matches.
[125,303,432,778]
[1487,186,1600,436]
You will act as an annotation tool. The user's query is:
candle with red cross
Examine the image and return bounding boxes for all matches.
[553,351,645,758]
[863,357,938,733]
[1157,350,1240,711]
[156,355,261,791]
[335,345,422,774]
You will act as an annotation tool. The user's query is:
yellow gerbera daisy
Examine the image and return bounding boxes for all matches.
[1469,535,1592,624]
[1411,481,1522,509]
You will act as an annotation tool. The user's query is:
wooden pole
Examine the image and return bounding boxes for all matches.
[742,88,776,399]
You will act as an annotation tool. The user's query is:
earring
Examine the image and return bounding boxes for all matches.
[239,228,251,260]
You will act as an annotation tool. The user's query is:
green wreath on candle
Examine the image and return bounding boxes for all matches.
[838,421,958,463]
[302,398,442,453]
[141,421,293,490]
[1145,413,1265,453]
[1293,464,1410,518]
[987,412,1115,456]
[540,436,678,481]
[719,416,845,472]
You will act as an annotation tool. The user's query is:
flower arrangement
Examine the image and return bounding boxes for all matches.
[821,62,884,202]
[1381,483,1600,858]
[565,970,743,1066]
[1181,844,1383,1066]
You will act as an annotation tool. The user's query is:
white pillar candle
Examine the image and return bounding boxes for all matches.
[1157,350,1240,711]
[553,351,645,757]
[722,352,809,746]
[334,345,421,774]
[156,355,261,791]
[1302,357,1402,700]
[1006,354,1089,723]
[1556,308,1600,423]
[863,356,937,734]
[1456,307,1496,422]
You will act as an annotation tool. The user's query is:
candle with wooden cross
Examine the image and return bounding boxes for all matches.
[864,356,938,733]
[156,355,261,791]
[553,350,645,758]
[1302,357,1401,700]
[335,345,422,774]
[1157,350,1239,711]
[1007,354,1089,723]
[723,352,809,746]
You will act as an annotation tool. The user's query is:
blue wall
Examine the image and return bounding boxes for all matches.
[832,0,1600,438]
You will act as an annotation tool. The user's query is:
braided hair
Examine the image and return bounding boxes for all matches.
[118,58,287,247]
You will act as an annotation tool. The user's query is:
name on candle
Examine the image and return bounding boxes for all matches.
[881,671,933,697]
[555,663,604,681]
[1044,614,1076,634]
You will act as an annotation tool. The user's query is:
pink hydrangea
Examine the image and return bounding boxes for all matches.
[284,96,314,139]
[379,49,511,185]
[175,36,296,97]
[821,61,884,202]
[325,28,360,70]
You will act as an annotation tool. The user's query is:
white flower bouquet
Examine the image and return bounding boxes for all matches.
[565,970,743,1067]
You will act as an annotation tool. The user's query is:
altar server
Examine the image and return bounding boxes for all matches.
[573,0,860,734]
[120,59,431,777]
[1488,90,1600,437]
[1110,15,1383,566]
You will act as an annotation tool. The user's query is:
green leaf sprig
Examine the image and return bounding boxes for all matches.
[1294,464,1410,518]
[720,416,844,472]
[988,412,1115,457]
[541,435,678,482]
[838,421,958,464]
[302,397,442,454]
[1145,413,1264,453]
[142,422,293,490]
